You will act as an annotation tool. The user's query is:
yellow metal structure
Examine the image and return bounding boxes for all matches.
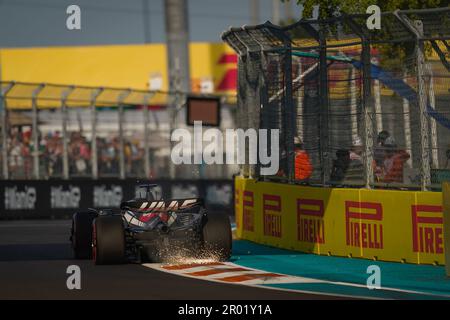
[0,43,237,109]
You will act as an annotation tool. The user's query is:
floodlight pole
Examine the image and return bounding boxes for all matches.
[250,0,260,25]
[165,0,191,180]
[272,0,280,24]
[90,88,103,179]
[164,0,191,94]
[283,0,293,21]
[31,84,45,180]
[1,82,14,180]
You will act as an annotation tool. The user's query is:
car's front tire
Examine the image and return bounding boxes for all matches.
[93,215,125,265]
[202,213,232,261]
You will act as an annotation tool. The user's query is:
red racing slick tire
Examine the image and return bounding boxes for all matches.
[93,215,126,265]
[202,213,232,261]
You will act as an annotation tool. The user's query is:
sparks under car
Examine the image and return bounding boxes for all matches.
[70,184,232,264]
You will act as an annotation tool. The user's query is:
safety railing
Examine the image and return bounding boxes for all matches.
[0,81,238,180]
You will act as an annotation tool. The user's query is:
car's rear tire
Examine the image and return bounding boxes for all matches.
[93,215,125,265]
[71,211,97,259]
[202,213,232,261]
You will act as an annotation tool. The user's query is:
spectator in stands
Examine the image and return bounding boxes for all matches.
[331,149,350,182]
[111,137,120,172]
[373,131,391,181]
[8,134,24,178]
[331,137,366,184]
[97,137,107,173]
[445,146,450,169]
[22,130,33,179]
[294,136,312,181]
[347,136,364,182]
[79,136,90,162]
[69,132,90,175]
[99,137,119,174]
[276,149,288,178]
[46,132,63,176]
[380,136,410,183]
[350,136,363,161]
[374,130,390,168]
[125,139,144,176]
[275,137,312,181]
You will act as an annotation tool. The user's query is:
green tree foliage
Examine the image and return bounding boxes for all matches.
[280,0,447,72]
[291,0,447,20]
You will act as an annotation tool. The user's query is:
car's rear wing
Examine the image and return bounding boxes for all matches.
[121,198,204,212]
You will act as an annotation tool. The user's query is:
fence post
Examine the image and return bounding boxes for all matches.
[295,57,304,144]
[31,84,44,180]
[414,20,432,190]
[361,40,375,189]
[90,88,102,179]
[233,34,252,178]
[117,90,131,180]
[402,72,413,168]
[350,67,358,141]
[1,82,14,180]
[283,44,295,182]
[61,86,75,180]
[169,91,186,179]
[250,29,270,180]
[345,15,374,188]
[237,56,247,177]
[373,58,383,134]
[426,63,439,169]
[394,12,432,190]
[318,25,330,185]
[143,93,153,179]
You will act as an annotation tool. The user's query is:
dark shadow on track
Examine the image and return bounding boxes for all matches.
[0,243,72,261]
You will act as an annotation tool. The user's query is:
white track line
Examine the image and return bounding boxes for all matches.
[143,261,450,299]
[143,261,374,299]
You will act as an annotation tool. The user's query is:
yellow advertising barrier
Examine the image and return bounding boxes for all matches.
[443,182,450,275]
[235,177,445,265]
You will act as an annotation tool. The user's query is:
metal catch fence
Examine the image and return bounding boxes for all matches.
[222,7,450,191]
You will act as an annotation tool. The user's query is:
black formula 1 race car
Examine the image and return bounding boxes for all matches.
[70,184,232,265]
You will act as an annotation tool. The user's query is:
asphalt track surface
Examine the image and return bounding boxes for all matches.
[0,220,342,300]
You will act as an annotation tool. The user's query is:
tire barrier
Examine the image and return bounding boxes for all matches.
[0,179,233,219]
[235,176,445,265]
